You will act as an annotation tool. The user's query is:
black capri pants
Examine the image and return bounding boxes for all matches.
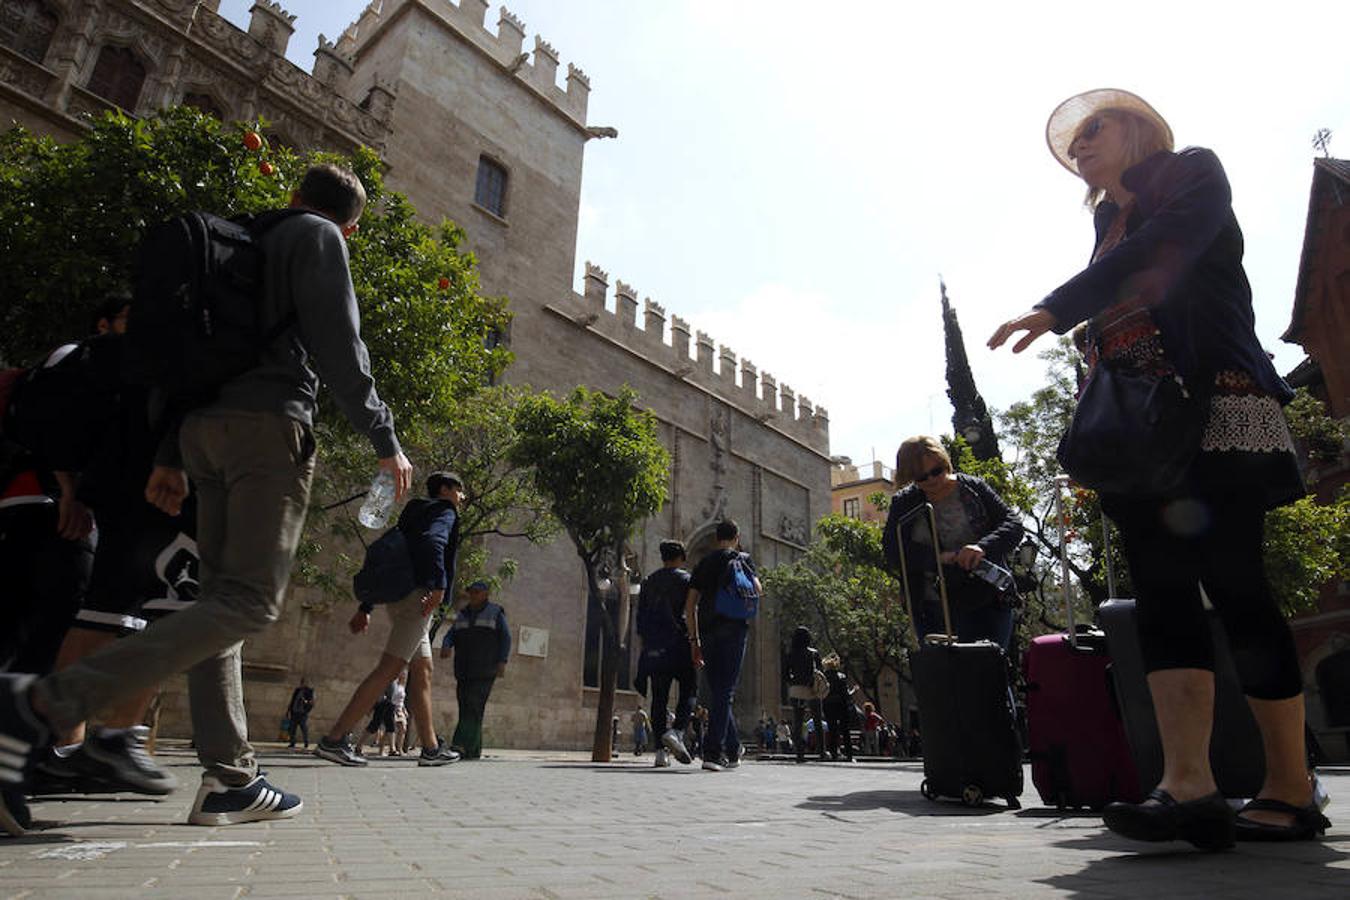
[1104,491,1301,700]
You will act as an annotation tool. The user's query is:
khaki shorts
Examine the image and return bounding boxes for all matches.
[384,590,433,661]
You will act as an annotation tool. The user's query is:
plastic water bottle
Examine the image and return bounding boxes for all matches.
[357,470,396,529]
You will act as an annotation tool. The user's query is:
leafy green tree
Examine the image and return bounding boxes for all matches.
[1284,387,1348,467]
[509,386,670,761]
[0,106,510,424]
[299,386,561,612]
[761,514,910,707]
[1264,490,1350,616]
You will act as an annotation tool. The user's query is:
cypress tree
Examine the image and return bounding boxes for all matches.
[941,279,1002,461]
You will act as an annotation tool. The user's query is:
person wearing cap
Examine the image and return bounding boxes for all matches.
[314,471,465,768]
[440,580,510,759]
[990,90,1326,847]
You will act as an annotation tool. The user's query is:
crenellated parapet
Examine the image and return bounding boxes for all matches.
[335,1,591,127]
[550,265,830,451]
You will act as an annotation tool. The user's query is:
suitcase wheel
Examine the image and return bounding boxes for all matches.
[961,785,983,807]
[920,779,937,802]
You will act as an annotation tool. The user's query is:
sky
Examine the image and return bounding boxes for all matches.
[220,0,1350,467]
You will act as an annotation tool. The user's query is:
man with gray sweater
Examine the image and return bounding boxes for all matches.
[0,165,411,831]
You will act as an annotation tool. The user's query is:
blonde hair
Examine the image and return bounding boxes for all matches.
[894,435,951,488]
[1072,107,1172,209]
[822,653,841,671]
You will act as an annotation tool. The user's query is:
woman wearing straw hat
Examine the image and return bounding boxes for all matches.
[988,89,1328,848]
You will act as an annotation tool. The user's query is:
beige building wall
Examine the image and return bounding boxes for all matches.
[1,0,833,749]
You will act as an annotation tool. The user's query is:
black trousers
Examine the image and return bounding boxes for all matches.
[1104,492,1302,700]
[0,503,92,674]
[649,659,696,736]
[824,702,852,759]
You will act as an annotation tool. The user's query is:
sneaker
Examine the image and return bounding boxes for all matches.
[418,741,461,767]
[702,757,725,772]
[662,728,693,765]
[314,735,367,767]
[1313,773,1331,813]
[30,747,110,795]
[724,756,741,770]
[80,726,178,795]
[654,748,670,768]
[187,774,302,825]
[0,674,50,789]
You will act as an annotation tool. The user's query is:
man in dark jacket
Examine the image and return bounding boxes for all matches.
[440,580,510,759]
[635,540,695,767]
[314,471,464,768]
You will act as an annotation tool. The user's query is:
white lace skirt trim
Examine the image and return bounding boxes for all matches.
[1201,394,1296,454]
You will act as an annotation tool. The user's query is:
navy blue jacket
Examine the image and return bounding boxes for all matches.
[1036,148,1291,402]
[397,497,460,590]
[442,600,511,680]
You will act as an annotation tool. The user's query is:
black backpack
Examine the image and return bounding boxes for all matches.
[123,209,308,400]
[2,338,124,474]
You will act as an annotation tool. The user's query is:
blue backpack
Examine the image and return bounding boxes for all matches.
[714,553,759,620]
[352,527,417,606]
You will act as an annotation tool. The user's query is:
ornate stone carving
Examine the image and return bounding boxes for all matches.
[779,515,808,547]
[701,405,730,522]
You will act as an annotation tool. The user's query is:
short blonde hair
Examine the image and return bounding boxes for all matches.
[822,653,841,671]
[1072,107,1172,208]
[895,435,951,488]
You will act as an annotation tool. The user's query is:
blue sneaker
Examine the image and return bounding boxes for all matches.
[187,774,302,825]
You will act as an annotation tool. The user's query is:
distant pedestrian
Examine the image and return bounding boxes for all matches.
[821,655,855,761]
[785,626,826,763]
[634,540,695,767]
[686,520,761,772]
[286,679,314,749]
[631,708,649,755]
[861,703,883,757]
[441,580,510,759]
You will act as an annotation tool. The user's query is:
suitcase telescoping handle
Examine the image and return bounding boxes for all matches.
[1053,475,1078,649]
[894,502,954,644]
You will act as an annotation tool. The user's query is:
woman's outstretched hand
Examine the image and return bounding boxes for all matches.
[988,308,1057,353]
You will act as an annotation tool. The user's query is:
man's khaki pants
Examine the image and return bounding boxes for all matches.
[37,411,315,785]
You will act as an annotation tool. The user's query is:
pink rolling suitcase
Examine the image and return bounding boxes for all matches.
[1023,476,1141,810]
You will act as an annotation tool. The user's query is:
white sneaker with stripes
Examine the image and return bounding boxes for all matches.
[187,774,303,825]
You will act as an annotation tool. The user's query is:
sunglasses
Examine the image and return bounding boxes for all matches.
[914,465,946,483]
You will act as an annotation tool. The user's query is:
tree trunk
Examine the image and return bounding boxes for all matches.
[588,539,631,763]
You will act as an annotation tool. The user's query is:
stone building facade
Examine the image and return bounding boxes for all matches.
[0,0,832,748]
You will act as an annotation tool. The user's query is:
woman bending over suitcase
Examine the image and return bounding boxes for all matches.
[881,435,1024,651]
[989,89,1328,847]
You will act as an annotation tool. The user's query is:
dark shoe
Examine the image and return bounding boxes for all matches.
[188,774,302,825]
[417,740,461,767]
[81,726,178,795]
[1235,798,1331,842]
[314,735,367,767]
[1103,789,1234,851]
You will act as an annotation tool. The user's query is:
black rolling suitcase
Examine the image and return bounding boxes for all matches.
[900,502,1023,809]
[1098,596,1265,799]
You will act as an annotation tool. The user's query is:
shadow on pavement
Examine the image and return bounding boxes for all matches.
[796,789,1005,817]
[1037,833,1350,897]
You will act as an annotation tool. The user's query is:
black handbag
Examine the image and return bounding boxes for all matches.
[1056,360,1206,495]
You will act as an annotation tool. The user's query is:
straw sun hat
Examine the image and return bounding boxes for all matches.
[1046,88,1174,175]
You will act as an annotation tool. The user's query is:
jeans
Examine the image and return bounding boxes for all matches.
[701,620,749,763]
[37,411,316,785]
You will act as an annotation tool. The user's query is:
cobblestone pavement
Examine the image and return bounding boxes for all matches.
[0,743,1346,899]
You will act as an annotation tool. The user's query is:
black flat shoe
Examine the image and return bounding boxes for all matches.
[1102,789,1235,851]
[1235,798,1331,842]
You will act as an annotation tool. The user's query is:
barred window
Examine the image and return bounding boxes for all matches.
[87,45,145,112]
[474,155,508,218]
[0,0,57,64]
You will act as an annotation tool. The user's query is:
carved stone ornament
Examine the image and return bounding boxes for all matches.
[700,405,731,522]
[779,515,808,546]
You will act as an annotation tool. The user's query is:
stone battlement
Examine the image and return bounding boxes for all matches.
[335,1,590,124]
[562,263,830,452]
